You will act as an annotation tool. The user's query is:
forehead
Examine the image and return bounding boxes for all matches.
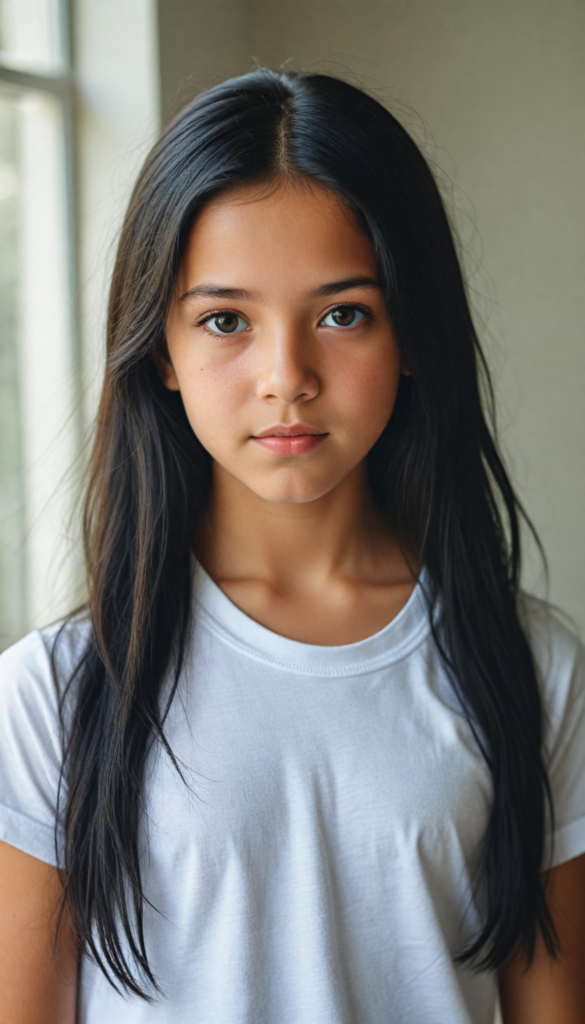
[179,181,377,292]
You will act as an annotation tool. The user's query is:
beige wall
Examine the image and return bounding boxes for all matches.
[157,0,253,120]
[158,0,585,632]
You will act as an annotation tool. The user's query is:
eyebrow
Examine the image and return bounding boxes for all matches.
[179,284,256,302]
[179,276,381,303]
[311,276,381,297]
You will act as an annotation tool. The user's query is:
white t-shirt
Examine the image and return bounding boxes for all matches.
[0,566,584,1024]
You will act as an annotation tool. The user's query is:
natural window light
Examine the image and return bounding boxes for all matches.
[0,0,76,648]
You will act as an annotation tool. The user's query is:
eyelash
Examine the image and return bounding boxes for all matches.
[319,303,373,329]
[196,303,374,334]
[196,309,250,335]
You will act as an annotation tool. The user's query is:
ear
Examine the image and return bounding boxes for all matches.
[153,347,181,391]
[400,355,412,377]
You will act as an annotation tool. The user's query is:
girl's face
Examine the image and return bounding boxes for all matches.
[161,181,406,505]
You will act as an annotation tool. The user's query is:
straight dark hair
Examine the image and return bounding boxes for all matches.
[54,68,555,997]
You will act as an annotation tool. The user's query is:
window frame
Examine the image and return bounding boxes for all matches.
[0,0,79,422]
[0,0,81,644]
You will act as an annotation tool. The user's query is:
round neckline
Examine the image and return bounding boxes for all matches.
[193,563,430,678]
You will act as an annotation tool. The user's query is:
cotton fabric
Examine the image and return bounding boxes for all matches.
[0,566,584,1024]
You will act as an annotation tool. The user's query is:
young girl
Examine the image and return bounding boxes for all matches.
[0,69,583,1024]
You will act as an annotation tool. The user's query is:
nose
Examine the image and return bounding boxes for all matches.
[256,326,320,406]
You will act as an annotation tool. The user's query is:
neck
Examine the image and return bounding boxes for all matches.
[197,461,410,590]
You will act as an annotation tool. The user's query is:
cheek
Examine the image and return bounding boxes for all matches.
[177,354,250,443]
[329,346,401,436]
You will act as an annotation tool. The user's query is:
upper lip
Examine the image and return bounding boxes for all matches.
[252,424,328,438]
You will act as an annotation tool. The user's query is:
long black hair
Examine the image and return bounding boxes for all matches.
[55,68,555,996]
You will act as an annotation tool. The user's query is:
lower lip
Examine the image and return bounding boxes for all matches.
[251,433,328,455]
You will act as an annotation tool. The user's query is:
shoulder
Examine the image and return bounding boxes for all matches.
[519,594,584,711]
[520,596,585,864]
[0,616,91,724]
[520,593,583,664]
[0,619,88,866]
[521,593,585,770]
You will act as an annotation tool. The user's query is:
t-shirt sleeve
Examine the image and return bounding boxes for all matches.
[0,629,66,867]
[526,599,585,868]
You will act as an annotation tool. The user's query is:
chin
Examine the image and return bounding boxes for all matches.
[252,475,342,505]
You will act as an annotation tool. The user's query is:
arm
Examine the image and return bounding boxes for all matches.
[0,840,78,1024]
[499,851,585,1023]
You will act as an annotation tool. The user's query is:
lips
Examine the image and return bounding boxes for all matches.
[250,424,328,456]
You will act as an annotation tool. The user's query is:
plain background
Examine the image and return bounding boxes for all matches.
[154,0,585,634]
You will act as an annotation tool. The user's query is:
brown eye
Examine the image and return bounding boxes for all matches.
[206,313,249,334]
[321,306,366,328]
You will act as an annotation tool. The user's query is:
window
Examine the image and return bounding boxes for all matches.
[0,0,78,648]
